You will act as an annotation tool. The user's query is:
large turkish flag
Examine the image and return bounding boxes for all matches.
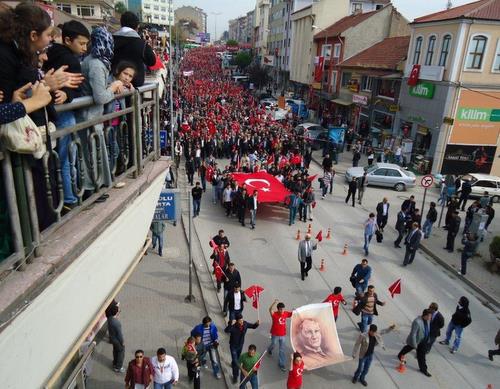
[231,172,291,203]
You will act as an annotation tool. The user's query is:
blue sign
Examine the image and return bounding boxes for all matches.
[160,130,167,149]
[154,190,176,220]
[328,127,346,145]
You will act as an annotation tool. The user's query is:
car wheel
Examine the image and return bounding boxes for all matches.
[394,183,405,192]
[492,195,500,203]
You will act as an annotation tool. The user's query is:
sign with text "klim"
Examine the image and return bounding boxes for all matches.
[409,82,435,99]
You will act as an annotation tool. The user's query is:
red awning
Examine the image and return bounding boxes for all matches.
[231,172,291,203]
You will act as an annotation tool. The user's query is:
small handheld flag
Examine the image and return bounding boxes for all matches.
[388,279,401,298]
[316,230,323,242]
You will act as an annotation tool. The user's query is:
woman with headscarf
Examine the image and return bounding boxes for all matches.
[80,27,124,196]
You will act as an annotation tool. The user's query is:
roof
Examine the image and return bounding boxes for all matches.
[413,0,500,23]
[314,10,380,39]
[338,36,410,70]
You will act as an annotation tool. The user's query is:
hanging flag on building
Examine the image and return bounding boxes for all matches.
[407,64,420,86]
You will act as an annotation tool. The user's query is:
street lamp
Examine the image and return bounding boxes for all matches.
[211,11,221,43]
[312,25,328,121]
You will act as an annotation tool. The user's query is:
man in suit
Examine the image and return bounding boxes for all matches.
[297,233,318,281]
[444,210,461,253]
[427,302,445,353]
[394,206,406,248]
[397,309,432,377]
[403,222,422,266]
[401,195,416,216]
[376,197,390,231]
[345,177,357,207]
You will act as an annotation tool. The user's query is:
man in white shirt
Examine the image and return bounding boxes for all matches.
[151,347,179,388]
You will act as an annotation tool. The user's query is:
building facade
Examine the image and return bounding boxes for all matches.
[395,0,500,174]
[256,0,271,61]
[128,0,173,26]
[54,0,114,23]
[228,15,249,43]
[174,5,207,38]
[349,0,390,14]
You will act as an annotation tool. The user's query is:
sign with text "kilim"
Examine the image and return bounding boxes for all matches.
[409,82,435,99]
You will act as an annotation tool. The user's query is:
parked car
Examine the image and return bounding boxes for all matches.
[259,97,277,108]
[293,123,328,150]
[458,173,500,203]
[345,163,416,191]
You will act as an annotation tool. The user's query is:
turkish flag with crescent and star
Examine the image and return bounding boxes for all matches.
[231,172,292,203]
[244,285,264,309]
[407,64,420,86]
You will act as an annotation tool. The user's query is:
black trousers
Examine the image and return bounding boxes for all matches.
[300,257,312,280]
[237,207,245,225]
[345,190,356,206]
[394,229,404,246]
[398,342,428,373]
[111,340,124,369]
[377,215,388,229]
[187,361,201,389]
[446,231,457,250]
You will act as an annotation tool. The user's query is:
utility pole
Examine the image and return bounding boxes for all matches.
[168,0,174,159]
[211,12,221,43]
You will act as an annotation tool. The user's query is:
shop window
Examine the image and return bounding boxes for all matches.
[439,34,452,66]
[377,79,398,99]
[341,72,352,87]
[413,37,423,64]
[425,35,436,65]
[361,76,373,91]
[372,110,394,131]
[465,35,487,70]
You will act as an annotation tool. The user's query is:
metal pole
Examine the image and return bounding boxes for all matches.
[169,0,175,159]
[421,187,427,224]
[438,198,446,228]
[185,188,195,302]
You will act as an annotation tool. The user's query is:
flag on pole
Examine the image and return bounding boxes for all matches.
[307,174,318,182]
[388,279,401,298]
[244,285,264,309]
[209,239,218,249]
[240,350,267,386]
[316,230,323,242]
[213,263,227,281]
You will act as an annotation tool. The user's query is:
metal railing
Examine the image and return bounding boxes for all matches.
[0,83,161,276]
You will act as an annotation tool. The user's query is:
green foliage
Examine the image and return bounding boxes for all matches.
[248,64,270,89]
[114,1,127,14]
[226,39,239,47]
[489,236,500,258]
[232,52,252,69]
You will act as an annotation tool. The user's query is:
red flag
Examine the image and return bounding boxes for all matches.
[407,64,420,86]
[316,230,323,242]
[231,172,292,203]
[236,155,241,171]
[244,285,264,309]
[213,263,226,281]
[314,56,324,82]
[240,350,267,386]
[267,154,275,165]
[149,54,165,70]
[209,239,218,249]
[307,174,318,182]
[388,279,401,298]
[312,201,317,209]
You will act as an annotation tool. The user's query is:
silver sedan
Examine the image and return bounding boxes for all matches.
[345,163,416,192]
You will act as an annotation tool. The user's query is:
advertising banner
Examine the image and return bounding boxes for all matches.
[290,303,350,370]
[449,89,500,145]
[441,145,496,174]
[153,189,177,221]
[328,127,346,145]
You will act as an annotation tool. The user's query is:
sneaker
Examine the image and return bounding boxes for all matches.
[439,340,449,346]
[202,364,209,369]
[280,366,287,372]
[450,349,456,354]
[216,373,222,379]
[360,379,368,386]
[352,377,358,384]
[267,350,272,356]
[113,367,125,373]
[421,370,432,377]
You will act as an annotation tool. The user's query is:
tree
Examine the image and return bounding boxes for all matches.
[248,64,270,89]
[232,52,252,69]
[226,39,238,47]
[114,1,127,14]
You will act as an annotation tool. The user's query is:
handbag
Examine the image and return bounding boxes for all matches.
[0,114,46,159]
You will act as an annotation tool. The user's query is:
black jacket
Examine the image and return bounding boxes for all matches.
[223,290,247,312]
[108,316,124,345]
[395,210,406,232]
[451,304,472,328]
[224,320,259,348]
[43,43,82,103]
[376,202,389,218]
[192,186,203,200]
[448,215,461,235]
[426,207,438,223]
[429,311,445,337]
[348,180,357,193]
[212,235,230,247]
[112,29,156,87]
[223,269,241,291]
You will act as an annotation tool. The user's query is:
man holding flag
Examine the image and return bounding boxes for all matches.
[239,344,262,389]
[267,299,293,372]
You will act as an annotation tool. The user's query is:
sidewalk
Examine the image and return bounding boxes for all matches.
[87,216,228,388]
[312,149,500,307]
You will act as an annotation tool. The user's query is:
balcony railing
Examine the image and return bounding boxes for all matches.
[0,83,161,276]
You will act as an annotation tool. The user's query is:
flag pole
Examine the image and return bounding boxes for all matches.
[240,349,267,387]
[256,291,260,321]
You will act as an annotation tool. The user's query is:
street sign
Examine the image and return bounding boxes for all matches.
[421,175,434,188]
[160,130,167,149]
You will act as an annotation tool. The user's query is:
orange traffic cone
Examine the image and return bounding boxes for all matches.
[486,385,493,389]
[319,259,325,272]
[326,228,331,239]
[342,243,348,255]
[396,356,406,373]
[296,229,301,240]
[307,224,312,234]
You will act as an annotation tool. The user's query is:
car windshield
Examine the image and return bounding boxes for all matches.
[365,164,379,173]
[462,174,477,184]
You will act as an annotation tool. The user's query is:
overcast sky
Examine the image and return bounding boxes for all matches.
[174,0,473,40]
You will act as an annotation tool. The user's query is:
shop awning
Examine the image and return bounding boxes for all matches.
[331,98,353,106]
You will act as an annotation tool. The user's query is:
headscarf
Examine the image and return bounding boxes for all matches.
[90,26,113,70]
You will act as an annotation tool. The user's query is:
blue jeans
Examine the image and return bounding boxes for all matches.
[107,126,120,172]
[445,322,463,351]
[267,335,286,368]
[229,309,243,321]
[230,345,243,380]
[363,234,373,255]
[359,312,373,333]
[239,372,258,389]
[193,199,201,216]
[354,353,373,381]
[289,207,297,225]
[152,232,163,256]
[154,381,174,389]
[56,111,78,204]
[250,209,256,227]
[200,345,220,376]
[422,219,434,238]
[355,282,368,295]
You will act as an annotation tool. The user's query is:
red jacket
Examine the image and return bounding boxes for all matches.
[125,357,153,387]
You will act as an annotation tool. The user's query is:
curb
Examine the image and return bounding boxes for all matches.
[310,154,500,311]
